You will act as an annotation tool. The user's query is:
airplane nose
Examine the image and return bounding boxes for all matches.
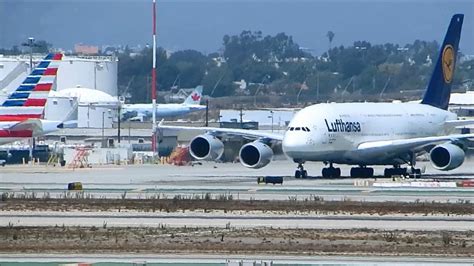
[282,134,308,157]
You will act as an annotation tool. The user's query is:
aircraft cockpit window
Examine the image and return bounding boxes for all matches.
[290,126,311,132]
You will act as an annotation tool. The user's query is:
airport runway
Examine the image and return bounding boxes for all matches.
[1,160,473,202]
[1,253,473,265]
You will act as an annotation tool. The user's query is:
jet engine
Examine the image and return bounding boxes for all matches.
[189,134,224,160]
[239,141,273,169]
[429,143,465,171]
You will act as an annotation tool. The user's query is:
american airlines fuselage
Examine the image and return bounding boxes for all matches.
[0,120,63,145]
[283,102,457,165]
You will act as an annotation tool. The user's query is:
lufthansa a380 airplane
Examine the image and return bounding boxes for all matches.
[0,53,64,145]
[159,14,474,178]
[121,85,206,121]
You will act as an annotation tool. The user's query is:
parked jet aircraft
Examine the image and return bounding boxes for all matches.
[0,53,64,145]
[158,14,474,178]
[121,86,206,121]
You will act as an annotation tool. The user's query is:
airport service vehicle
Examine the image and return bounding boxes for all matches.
[257,176,284,185]
[68,182,83,191]
[158,14,474,178]
[0,53,64,145]
[121,85,206,121]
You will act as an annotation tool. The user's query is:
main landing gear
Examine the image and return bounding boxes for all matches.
[384,167,407,177]
[294,163,308,178]
[384,153,422,178]
[322,163,341,178]
[408,167,422,178]
[350,166,374,178]
[384,167,421,178]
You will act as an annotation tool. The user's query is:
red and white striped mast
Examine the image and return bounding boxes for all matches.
[151,0,157,156]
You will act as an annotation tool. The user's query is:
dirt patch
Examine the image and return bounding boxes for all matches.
[1,195,472,215]
[0,226,472,256]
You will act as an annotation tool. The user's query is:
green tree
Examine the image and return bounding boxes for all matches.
[202,65,234,97]
[32,40,52,53]
[167,50,209,88]
[326,31,335,56]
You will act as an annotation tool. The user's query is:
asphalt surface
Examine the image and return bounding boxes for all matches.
[0,159,473,202]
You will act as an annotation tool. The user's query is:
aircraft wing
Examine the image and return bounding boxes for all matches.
[357,133,474,156]
[7,119,43,133]
[445,119,474,128]
[158,123,284,142]
[7,119,63,135]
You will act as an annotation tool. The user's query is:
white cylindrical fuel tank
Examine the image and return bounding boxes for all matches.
[57,56,118,96]
[0,55,118,97]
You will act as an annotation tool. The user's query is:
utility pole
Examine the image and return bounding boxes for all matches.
[269,111,274,132]
[316,71,320,102]
[205,99,209,127]
[101,111,105,148]
[117,105,121,144]
[239,106,244,128]
[128,121,131,144]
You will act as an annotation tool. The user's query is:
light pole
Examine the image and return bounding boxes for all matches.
[21,37,36,162]
[28,37,34,72]
[355,46,367,60]
[268,110,274,132]
[21,37,35,73]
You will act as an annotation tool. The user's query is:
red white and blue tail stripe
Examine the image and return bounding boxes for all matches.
[0,53,62,121]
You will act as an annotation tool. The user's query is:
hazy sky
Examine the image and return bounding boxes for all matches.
[1,0,473,55]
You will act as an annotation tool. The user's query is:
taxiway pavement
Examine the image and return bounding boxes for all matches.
[1,160,473,202]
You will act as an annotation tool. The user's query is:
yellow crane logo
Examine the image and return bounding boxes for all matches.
[442,45,454,83]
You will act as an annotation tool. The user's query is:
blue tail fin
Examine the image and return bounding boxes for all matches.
[421,14,463,110]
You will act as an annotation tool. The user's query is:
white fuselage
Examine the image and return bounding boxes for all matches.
[122,103,206,119]
[282,102,457,165]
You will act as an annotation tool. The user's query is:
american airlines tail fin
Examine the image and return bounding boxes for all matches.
[183,85,203,105]
[421,14,463,110]
[0,53,63,121]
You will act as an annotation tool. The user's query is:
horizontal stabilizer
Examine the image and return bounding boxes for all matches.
[445,119,474,128]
